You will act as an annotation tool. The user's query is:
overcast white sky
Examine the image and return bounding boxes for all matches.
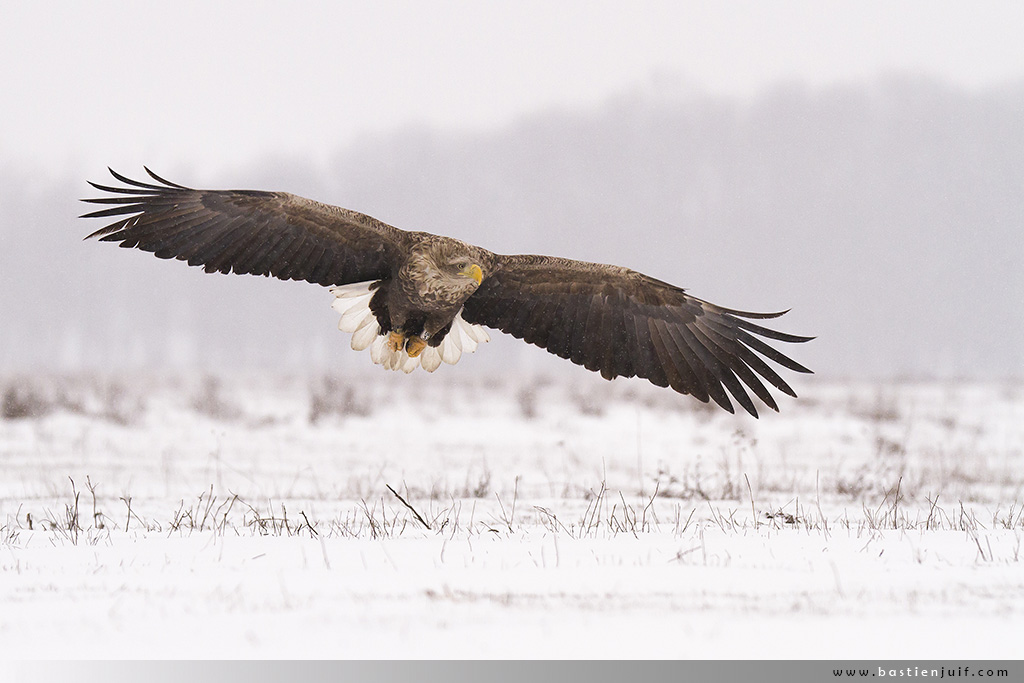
[3,1,1024,177]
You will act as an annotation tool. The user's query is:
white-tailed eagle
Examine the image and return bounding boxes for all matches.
[82,168,813,417]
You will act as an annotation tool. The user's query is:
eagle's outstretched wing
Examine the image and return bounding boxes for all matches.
[461,255,813,417]
[82,168,409,287]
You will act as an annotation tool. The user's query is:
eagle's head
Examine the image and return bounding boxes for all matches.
[405,238,489,305]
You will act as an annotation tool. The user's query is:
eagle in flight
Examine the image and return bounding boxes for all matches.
[82,168,812,417]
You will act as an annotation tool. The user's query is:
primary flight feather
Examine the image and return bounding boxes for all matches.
[82,167,813,417]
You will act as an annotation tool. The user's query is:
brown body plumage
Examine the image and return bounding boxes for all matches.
[82,168,813,417]
[383,236,495,344]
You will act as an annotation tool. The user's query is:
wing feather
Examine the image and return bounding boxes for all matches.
[695,323,779,411]
[618,306,642,380]
[462,254,813,417]
[572,295,594,368]
[663,323,706,400]
[675,323,735,412]
[82,167,408,287]
[684,323,756,415]
[649,318,682,388]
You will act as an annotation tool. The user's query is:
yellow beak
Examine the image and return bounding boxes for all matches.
[461,263,483,285]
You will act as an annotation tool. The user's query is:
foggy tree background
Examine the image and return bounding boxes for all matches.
[1,76,1021,379]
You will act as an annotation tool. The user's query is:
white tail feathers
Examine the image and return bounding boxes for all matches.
[330,281,489,373]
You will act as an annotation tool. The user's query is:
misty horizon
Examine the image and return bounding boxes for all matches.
[1,75,1021,380]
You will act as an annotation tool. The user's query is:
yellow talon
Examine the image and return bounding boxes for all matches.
[406,336,427,358]
[388,331,405,352]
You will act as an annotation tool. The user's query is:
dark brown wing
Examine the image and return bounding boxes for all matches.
[81,167,410,287]
[462,254,813,417]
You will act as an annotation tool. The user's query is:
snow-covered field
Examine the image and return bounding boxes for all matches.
[1,370,1021,659]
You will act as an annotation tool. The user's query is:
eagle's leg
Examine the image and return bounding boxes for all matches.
[405,336,427,358]
[388,331,405,352]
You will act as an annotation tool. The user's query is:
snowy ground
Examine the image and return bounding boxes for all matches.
[1,370,1022,659]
